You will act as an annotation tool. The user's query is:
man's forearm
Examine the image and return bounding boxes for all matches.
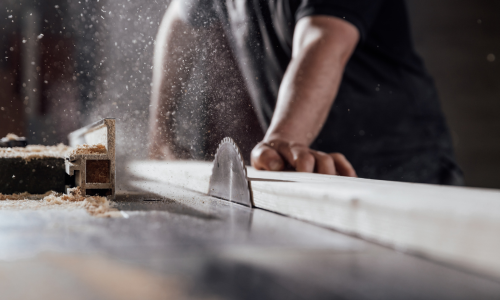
[252,16,359,175]
[149,1,199,159]
[264,16,359,146]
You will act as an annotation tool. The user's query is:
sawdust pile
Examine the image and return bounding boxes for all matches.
[0,142,107,161]
[0,191,52,200]
[0,187,119,217]
[0,144,72,161]
[3,133,22,141]
[69,143,107,155]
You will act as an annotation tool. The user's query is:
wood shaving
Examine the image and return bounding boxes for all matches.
[0,144,72,161]
[0,187,119,217]
[69,143,107,155]
[3,133,22,141]
[0,191,53,200]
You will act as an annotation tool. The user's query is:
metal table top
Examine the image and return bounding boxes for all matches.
[0,182,499,300]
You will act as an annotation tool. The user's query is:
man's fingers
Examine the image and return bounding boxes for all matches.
[289,147,315,173]
[252,140,356,177]
[311,151,336,175]
[273,141,295,168]
[251,143,284,171]
[330,153,357,177]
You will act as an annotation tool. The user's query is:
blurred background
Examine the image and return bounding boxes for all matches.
[0,0,499,189]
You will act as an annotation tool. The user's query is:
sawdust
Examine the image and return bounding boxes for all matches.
[3,133,22,141]
[0,187,119,217]
[0,139,107,162]
[0,191,53,200]
[0,144,71,161]
[69,143,107,155]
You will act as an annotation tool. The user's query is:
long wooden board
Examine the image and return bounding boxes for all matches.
[128,160,500,279]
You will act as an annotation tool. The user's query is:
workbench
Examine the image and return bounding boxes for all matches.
[2,169,500,300]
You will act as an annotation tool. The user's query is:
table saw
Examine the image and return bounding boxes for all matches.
[1,179,500,299]
[2,131,500,299]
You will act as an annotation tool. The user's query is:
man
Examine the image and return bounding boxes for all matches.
[149,0,463,185]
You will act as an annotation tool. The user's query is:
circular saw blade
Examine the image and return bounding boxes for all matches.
[208,137,253,207]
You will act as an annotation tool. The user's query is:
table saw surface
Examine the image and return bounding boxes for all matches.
[1,181,500,300]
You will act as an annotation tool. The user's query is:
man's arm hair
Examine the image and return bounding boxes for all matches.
[148,1,200,159]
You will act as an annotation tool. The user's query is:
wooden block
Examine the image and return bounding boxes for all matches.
[86,160,111,183]
[0,144,71,194]
[0,157,66,194]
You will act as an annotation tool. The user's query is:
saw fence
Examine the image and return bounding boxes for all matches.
[128,160,500,280]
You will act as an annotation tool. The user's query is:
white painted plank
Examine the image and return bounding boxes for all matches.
[127,160,211,194]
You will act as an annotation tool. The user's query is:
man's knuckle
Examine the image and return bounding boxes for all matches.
[317,152,330,160]
[300,153,315,164]
[333,152,346,159]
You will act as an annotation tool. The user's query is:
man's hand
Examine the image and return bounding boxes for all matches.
[251,139,357,176]
[251,16,359,176]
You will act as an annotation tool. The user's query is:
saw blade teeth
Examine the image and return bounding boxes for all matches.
[211,137,247,177]
[229,138,246,176]
[208,136,253,206]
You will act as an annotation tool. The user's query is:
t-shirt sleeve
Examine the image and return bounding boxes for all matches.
[178,0,218,28]
[295,0,386,41]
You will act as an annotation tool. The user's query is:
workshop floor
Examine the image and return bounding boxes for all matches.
[1,184,500,300]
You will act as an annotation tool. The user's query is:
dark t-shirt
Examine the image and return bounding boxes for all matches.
[179,0,463,184]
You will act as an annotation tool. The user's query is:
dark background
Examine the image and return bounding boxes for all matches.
[407,0,500,188]
[0,0,499,189]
